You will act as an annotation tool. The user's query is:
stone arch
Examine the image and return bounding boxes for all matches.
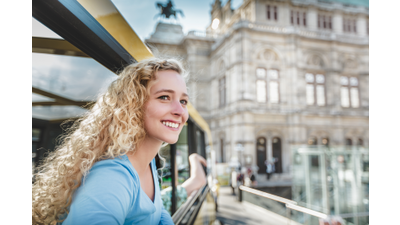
[342,53,358,69]
[306,54,325,68]
[254,45,282,62]
[255,128,283,138]
[307,129,330,145]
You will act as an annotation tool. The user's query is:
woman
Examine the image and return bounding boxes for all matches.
[32,58,189,224]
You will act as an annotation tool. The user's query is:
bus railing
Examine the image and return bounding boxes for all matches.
[172,184,210,225]
[239,185,345,225]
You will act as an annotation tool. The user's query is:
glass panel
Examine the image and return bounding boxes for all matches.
[32,105,88,121]
[256,68,266,79]
[350,77,359,86]
[341,87,350,107]
[256,80,266,102]
[340,76,349,86]
[32,128,41,142]
[32,53,116,102]
[306,84,314,105]
[316,85,325,106]
[316,74,324,83]
[269,81,279,103]
[159,145,172,189]
[32,53,117,120]
[291,146,369,224]
[267,69,278,80]
[350,87,360,108]
[177,125,189,185]
[305,73,314,83]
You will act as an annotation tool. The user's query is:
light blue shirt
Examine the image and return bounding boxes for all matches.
[62,155,173,225]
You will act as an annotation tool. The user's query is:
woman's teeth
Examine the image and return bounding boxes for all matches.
[162,121,179,128]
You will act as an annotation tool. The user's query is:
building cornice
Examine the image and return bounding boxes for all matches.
[211,20,368,51]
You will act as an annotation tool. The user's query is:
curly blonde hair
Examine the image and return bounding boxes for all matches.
[32,58,187,224]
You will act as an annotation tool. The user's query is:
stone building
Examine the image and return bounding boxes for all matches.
[146,0,369,179]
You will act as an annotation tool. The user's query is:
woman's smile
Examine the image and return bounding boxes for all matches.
[161,120,180,129]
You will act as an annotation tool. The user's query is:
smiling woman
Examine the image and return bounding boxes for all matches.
[32,58,189,225]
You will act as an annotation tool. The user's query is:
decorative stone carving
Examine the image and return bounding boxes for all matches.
[264,50,277,61]
[307,54,324,67]
[343,54,358,69]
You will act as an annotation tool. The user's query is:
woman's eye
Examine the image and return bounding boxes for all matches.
[180,100,188,105]
[158,95,169,100]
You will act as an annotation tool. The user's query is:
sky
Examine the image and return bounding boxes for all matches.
[112,0,243,40]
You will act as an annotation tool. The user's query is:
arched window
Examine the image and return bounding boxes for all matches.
[220,138,225,162]
[308,136,318,167]
[346,138,352,146]
[256,137,267,174]
[272,137,282,173]
[308,136,317,145]
[357,138,363,146]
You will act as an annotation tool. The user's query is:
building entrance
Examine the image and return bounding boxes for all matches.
[256,137,267,174]
[272,137,282,173]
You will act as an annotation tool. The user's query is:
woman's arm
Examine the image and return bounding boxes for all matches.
[181,153,207,197]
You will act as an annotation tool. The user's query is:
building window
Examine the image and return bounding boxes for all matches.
[256,68,267,102]
[305,73,326,106]
[291,10,306,27]
[220,138,225,163]
[346,138,352,146]
[308,137,317,145]
[219,76,226,107]
[357,138,363,146]
[340,76,360,108]
[343,18,357,33]
[268,70,279,103]
[256,68,280,103]
[267,5,278,21]
[318,14,332,30]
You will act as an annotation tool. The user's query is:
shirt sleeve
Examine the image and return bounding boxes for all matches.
[159,205,174,225]
[62,161,137,225]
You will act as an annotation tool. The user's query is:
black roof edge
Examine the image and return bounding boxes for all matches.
[32,0,136,74]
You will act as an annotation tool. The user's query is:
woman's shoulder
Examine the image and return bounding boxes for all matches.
[87,154,139,185]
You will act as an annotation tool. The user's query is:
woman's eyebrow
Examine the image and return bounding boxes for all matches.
[154,89,189,98]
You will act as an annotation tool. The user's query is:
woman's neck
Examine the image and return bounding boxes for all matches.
[127,136,162,176]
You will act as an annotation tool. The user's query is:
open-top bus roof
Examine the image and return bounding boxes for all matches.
[32,0,212,147]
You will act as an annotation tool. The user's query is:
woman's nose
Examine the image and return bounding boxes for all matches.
[171,100,185,116]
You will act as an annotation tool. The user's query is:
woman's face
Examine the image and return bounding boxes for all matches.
[143,70,189,144]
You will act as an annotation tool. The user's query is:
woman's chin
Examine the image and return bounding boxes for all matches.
[163,137,179,145]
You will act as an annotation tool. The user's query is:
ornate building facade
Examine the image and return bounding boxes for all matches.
[146,0,369,179]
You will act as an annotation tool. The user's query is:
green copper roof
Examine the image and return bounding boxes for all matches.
[321,0,369,7]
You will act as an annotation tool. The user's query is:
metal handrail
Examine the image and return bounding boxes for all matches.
[239,185,329,220]
[172,184,208,225]
[285,203,328,220]
[239,186,297,205]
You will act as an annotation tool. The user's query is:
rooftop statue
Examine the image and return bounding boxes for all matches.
[155,0,184,20]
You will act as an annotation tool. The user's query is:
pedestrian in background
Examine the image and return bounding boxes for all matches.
[265,159,275,180]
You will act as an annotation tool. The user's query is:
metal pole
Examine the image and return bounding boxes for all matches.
[170,144,177,214]
[238,185,242,202]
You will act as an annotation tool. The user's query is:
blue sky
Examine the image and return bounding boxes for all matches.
[112,0,243,40]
